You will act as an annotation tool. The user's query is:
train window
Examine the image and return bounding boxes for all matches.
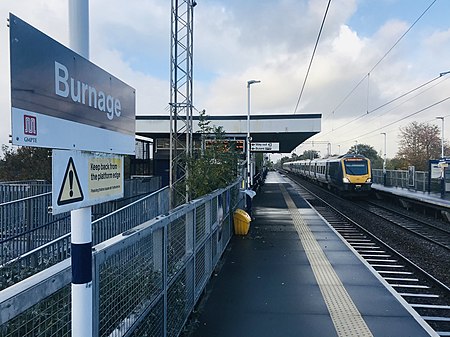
[344,160,368,175]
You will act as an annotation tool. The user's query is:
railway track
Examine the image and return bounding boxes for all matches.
[285,174,450,336]
[359,200,450,251]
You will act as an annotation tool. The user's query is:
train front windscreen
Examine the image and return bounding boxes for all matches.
[343,159,368,175]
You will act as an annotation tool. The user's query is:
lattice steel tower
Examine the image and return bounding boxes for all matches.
[170,0,196,207]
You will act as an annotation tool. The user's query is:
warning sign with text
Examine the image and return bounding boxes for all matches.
[52,150,124,214]
[88,157,123,200]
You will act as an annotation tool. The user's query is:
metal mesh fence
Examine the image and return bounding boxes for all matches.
[93,187,169,244]
[0,181,51,203]
[167,216,187,281]
[0,284,71,337]
[97,228,163,337]
[372,169,430,192]
[1,187,168,290]
[195,244,207,296]
[167,261,194,337]
[195,203,206,245]
[128,296,164,337]
[0,178,162,267]
[1,235,71,290]
[1,180,243,337]
[0,193,70,266]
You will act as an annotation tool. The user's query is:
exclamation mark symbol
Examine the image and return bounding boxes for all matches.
[69,170,74,197]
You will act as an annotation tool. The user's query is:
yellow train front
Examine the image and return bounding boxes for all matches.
[282,154,372,196]
[327,154,372,195]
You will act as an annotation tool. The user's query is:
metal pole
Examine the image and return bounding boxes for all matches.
[69,0,89,57]
[246,84,251,191]
[381,132,386,186]
[436,117,446,198]
[71,207,92,337]
[69,1,92,336]
[441,117,444,158]
[436,117,444,158]
[246,80,260,190]
[246,80,260,216]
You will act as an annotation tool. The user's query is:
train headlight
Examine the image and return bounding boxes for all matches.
[366,178,372,183]
[342,177,350,183]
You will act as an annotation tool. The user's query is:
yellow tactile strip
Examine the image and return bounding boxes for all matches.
[280,184,374,337]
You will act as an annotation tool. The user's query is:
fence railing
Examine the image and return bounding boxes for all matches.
[0,180,244,337]
[372,169,434,193]
[0,180,52,203]
[0,177,163,289]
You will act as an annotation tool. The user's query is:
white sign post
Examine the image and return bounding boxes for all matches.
[69,2,93,335]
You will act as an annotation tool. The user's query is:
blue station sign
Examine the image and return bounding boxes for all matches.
[9,13,136,154]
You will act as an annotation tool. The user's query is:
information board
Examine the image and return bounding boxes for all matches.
[251,142,280,152]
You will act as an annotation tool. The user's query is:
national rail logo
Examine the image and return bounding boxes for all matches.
[23,115,37,136]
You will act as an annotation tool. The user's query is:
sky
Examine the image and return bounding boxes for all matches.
[1,0,450,160]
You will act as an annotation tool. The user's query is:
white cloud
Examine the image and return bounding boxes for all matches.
[1,0,449,161]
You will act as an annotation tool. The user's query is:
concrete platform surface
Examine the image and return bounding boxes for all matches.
[185,171,437,337]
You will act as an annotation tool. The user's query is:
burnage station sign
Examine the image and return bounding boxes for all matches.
[9,13,136,155]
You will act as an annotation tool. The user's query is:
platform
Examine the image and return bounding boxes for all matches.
[371,183,450,209]
[186,171,438,337]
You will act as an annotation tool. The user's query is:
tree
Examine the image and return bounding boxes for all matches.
[185,115,239,199]
[0,145,52,181]
[395,121,445,171]
[387,157,408,170]
[348,143,383,169]
[301,149,320,160]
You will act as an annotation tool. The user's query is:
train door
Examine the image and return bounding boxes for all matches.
[326,162,330,181]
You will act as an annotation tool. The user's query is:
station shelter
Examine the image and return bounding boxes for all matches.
[135,114,322,186]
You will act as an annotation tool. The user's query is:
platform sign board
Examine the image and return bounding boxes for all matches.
[52,150,124,214]
[9,14,135,155]
[251,142,280,152]
[430,163,441,179]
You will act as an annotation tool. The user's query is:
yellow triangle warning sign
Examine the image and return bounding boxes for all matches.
[57,157,84,205]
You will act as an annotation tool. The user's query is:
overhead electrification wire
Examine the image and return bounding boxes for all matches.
[293,0,332,115]
[340,95,450,143]
[327,0,438,119]
[318,74,449,139]
[368,74,444,114]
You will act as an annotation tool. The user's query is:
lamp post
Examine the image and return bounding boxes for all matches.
[247,80,261,189]
[436,116,445,198]
[437,117,444,158]
[246,79,260,216]
[381,132,387,186]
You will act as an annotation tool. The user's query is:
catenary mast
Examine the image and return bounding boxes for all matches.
[169,0,196,207]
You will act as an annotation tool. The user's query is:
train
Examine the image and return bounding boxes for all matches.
[283,154,372,196]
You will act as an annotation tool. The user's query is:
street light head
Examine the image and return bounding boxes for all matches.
[247,79,261,87]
